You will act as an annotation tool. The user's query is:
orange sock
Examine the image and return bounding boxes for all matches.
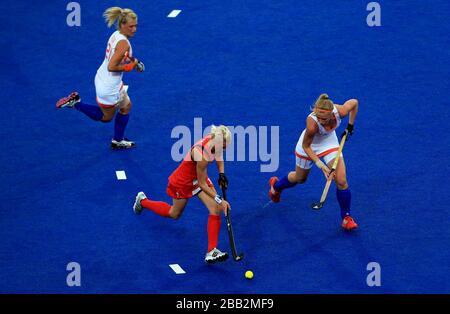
[141,199,171,217]
[207,215,221,252]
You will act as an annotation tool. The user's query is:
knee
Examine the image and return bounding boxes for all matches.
[209,208,221,216]
[119,108,130,115]
[295,176,307,184]
[101,117,113,123]
[335,177,348,189]
[170,211,183,219]
[120,102,131,115]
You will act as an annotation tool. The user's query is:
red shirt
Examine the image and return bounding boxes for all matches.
[168,135,214,187]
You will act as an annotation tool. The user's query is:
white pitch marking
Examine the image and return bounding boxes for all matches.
[168,10,182,18]
[116,170,127,180]
[262,201,272,209]
[169,264,186,274]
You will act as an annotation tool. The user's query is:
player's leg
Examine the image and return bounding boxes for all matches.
[99,105,116,122]
[56,92,105,121]
[168,198,189,219]
[325,154,358,230]
[197,191,228,263]
[269,157,312,202]
[111,91,135,149]
[133,191,188,219]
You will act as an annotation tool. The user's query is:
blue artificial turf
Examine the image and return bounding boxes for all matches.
[1,0,449,293]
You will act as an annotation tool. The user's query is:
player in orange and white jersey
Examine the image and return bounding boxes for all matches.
[56,7,144,149]
[268,94,359,230]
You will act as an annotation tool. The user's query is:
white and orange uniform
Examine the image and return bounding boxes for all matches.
[94,30,132,108]
[295,106,343,169]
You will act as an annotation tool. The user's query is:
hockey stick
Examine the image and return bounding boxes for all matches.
[221,187,244,261]
[311,132,348,210]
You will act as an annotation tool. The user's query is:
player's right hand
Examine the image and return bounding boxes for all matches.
[321,166,334,180]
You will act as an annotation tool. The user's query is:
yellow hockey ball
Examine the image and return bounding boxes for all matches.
[245,270,253,279]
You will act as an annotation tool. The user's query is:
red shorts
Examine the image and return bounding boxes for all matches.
[167,177,214,199]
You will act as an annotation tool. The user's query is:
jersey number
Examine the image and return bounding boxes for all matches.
[105,43,112,61]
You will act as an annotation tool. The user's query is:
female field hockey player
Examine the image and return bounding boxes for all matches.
[56,7,145,149]
[133,125,232,263]
[268,94,359,230]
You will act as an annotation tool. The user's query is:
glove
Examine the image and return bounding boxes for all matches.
[123,52,145,72]
[218,173,228,189]
[136,60,145,72]
[341,123,354,140]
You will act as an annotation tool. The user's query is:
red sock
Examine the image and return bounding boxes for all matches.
[141,199,171,217]
[207,215,221,252]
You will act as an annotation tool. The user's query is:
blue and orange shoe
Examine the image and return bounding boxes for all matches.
[56,92,80,108]
[341,215,358,231]
[268,176,281,203]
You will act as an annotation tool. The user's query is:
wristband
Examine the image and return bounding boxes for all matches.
[347,124,354,133]
[123,62,135,72]
[214,195,223,204]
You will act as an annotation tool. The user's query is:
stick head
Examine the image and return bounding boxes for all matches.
[311,202,324,210]
[234,253,244,262]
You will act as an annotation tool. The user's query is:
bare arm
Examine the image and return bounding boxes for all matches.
[302,117,332,178]
[192,148,219,199]
[216,160,225,174]
[193,148,230,213]
[336,99,358,125]
[196,160,217,199]
[302,117,321,164]
[107,40,137,72]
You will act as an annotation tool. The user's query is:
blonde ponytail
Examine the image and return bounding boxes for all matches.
[103,7,137,29]
[313,93,334,112]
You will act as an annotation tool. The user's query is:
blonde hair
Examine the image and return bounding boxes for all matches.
[210,125,232,145]
[312,93,334,113]
[103,7,137,29]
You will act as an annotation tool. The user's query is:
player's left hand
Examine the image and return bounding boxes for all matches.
[220,200,231,216]
[124,52,144,72]
[340,124,354,140]
[218,173,228,189]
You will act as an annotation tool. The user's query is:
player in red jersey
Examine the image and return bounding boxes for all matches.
[133,125,232,263]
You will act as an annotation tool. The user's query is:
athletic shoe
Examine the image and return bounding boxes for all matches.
[342,215,358,231]
[111,138,136,149]
[268,176,281,203]
[56,92,80,108]
[133,192,147,215]
[205,248,229,264]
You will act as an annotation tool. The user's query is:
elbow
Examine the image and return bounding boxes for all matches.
[107,63,117,72]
